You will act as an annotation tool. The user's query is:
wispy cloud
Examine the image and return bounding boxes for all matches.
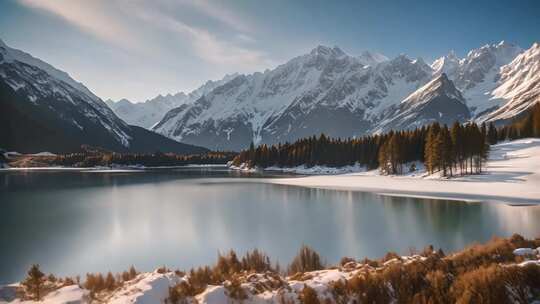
[133,7,268,68]
[17,0,140,50]
[176,0,253,33]
[17,0,271,70]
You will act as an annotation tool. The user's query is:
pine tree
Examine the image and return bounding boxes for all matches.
[387,133,404,174]
[378,140,390,175]
[450,122,465,175]
[487,122,498,145]
[22,264,45,301]
[479,123,490,173]
[438,126,454,177]
[533,103,540,137]
[105,272,116,291]
[424,124,441,174]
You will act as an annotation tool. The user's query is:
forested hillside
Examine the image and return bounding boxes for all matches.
[232,103,540,177]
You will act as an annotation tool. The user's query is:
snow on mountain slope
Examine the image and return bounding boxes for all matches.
[376,73,470,132]
[433,41,524,118]
[0,38,207,154]
[357,50,388,66]
[0,39,100,103]
[153,46,431,150]
[107,95,188,129]
[146,41,539,151]
[0,38,131,147]
[431,50,459,76]
[485,42,540,122]
[107,74,238,128]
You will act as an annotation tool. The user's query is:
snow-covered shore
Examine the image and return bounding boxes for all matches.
[266,138,540,205]
[3,246,539,304]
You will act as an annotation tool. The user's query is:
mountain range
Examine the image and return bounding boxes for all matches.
[0,39,208,154]
[2,38,539,153]
[105,73,238,129]
[148,41,539,150]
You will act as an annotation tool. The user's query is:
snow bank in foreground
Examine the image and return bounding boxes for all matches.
[4,247,538,304]
[5,285,88,304]
[0,258,423,304]
[266,138,540,205]
[107,271,182,304]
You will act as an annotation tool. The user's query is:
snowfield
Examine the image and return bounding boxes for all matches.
[265,138,540,205]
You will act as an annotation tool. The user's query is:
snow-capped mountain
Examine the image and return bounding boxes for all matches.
[433,41,523,119]
[106,95,188,129]
[376,73,470,132]
[152,41,539,151]
[486,42,540,122]
[0,39,207,154]
[357,51,388,67]
[431,50,459,76]
[106,74,238,128]
[153,45,432,150]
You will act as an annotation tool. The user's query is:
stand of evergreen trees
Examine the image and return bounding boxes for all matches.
[232,102,540,177]
[50,151,235,167]
[496,103,540,141]
[232,123,488,177]
[422,122,488,176]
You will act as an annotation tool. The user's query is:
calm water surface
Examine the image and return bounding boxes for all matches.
[1,167,539,283]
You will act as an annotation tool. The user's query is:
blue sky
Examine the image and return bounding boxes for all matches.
[1,0,539,102]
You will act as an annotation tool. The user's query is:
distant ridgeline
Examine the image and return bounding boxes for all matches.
[232,103,540,177]
[12,148,236,168]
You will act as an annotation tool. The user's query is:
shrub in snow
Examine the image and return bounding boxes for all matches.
[240,249,273,273]
[328,279,349,303]
[348,272,390,303]
[339,256,356,268]
[298,284,320,304]
[288,245,325,275]
[451,264,540,304]
[10,235,540,303]
[224,275,248,301]
[120,265,138,282]
[104,272,117,291]
[168,281,199,304]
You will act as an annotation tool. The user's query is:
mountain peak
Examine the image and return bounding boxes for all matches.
[431,73,459,94]
[437,73,462,96]
[357,51,388,66]
[310,45,345,57]
[116,98,132,105]
[431,51,460,75]
[403,72,463,106]
[413,57,426,65]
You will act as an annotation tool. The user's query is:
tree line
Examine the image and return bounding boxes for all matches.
[49,151,235,167]
[232,103,540,177]
[496,102,540,141]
